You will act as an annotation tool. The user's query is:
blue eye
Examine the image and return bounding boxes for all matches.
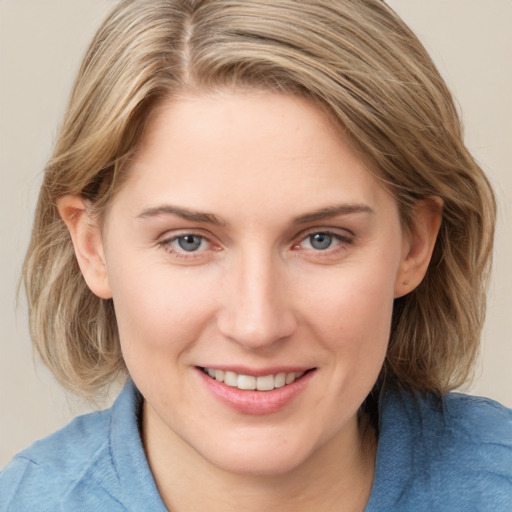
[176,235,204,252]
[308,232,334,250]
[159,233,215,261]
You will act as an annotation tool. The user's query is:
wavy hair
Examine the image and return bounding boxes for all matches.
[23,0,496,399]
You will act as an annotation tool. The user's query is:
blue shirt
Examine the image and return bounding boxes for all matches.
[1,382,511,511]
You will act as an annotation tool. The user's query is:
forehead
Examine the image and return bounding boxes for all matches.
[113,90,396,222]
[140,90,344,163]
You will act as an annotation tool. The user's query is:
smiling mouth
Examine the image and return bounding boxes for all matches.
[200,367,313,391]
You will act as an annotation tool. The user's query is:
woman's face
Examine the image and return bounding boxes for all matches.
[95,91,415,475]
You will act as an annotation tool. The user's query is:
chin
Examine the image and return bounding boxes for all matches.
[208,448,311,477]
[193,428,321,477]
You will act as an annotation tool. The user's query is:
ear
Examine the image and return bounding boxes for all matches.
[394,197,443,298]
[57,195,112,299]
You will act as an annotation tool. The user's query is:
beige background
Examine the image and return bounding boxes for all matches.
[1,0,511,468]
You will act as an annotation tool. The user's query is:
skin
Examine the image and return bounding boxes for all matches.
[59,91,441,512]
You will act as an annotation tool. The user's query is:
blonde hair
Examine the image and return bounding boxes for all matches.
[24,0,495,399]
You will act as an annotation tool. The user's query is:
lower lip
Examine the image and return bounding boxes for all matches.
[197,369,315,415]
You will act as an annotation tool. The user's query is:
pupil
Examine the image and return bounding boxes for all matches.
[178,235,202,251]
[310,233,332,250]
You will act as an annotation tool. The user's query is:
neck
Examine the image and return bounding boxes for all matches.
[142,403,376,512]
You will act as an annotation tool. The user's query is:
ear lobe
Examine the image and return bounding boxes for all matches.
[394,197,443,298]
[57,195,112,299]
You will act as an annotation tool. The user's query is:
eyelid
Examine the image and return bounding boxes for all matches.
[294,227,354,245]
[157,227,215,245]
[291,228,354,259]
[157,229,221,260]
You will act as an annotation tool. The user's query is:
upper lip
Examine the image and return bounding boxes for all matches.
[197,365,316,377]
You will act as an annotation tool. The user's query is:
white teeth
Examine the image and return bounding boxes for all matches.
[224,371,238,387]
[237,375,257,390]
[274,373,286,388]
[203,368,307,391]
[256,375,274,391]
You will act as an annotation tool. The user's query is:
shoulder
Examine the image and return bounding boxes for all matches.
[440,393,512,495]
[396,390,512,443]
[368,390,512,511]
[403,391,512,460]
[0,409,116,512]
[442,392,512,446]
[416,392,512,480]
[0,382,146,512]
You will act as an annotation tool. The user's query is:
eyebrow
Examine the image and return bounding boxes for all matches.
[136,205,226,226]
[292,204,374,224]
[136,203,374,226]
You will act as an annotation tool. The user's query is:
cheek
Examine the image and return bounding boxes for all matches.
[307,261,397,328]
[292,262,397,442]
[108,261,216,361]
[301,258,398,366]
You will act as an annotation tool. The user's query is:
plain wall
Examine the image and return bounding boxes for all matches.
[1,0,511,467]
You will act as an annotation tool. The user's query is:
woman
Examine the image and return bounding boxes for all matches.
[1,0,510,510]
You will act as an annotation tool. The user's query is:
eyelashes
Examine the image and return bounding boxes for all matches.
[294,231,352,252]
[158,229,353,261]
[158,233,216,261]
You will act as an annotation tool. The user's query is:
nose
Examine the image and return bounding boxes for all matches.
[216,250,298,351]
